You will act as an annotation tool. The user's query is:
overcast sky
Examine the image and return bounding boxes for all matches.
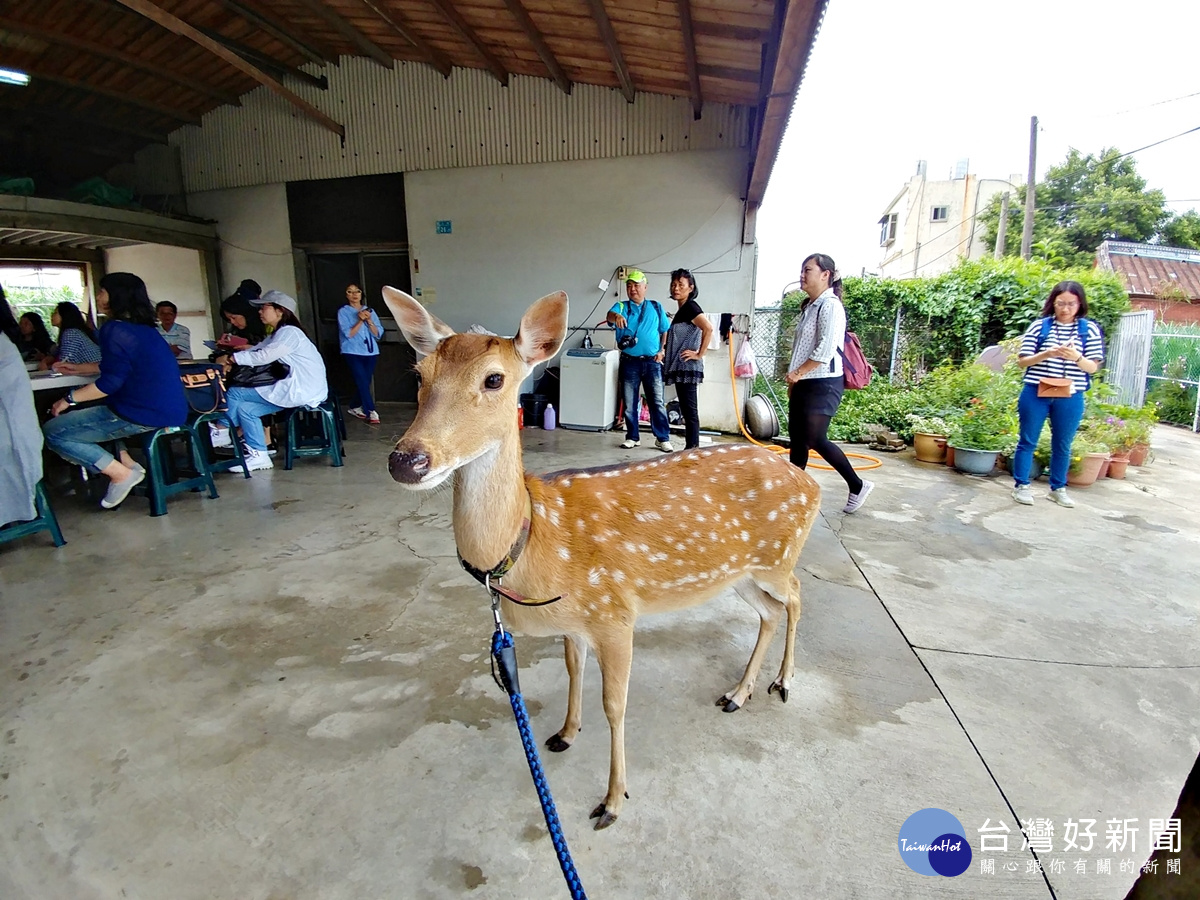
[754,0,1200,305]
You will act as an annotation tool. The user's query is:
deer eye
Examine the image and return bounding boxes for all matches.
[483,373,504,391]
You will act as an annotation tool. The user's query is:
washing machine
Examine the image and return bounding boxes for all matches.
[559,348,620,431]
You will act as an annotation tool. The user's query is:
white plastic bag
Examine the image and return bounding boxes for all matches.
[733,335,757,378]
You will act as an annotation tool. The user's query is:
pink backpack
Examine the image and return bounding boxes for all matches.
[839,331,873,390]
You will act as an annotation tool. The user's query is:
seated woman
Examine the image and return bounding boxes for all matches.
[42,273,189,511]
[215,290,327,472]
[216,292,266,349]
[42,301,101,370]
[1,290,43,527]
[17,312,55,363]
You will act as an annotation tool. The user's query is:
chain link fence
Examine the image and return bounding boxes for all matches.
[1146,324,1200,430]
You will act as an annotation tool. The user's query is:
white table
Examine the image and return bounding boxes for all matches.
[28,371,99,392]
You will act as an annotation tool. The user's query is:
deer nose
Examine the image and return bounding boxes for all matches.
[389,449,430,484]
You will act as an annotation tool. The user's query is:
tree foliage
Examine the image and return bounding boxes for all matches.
[980,148,1200,265]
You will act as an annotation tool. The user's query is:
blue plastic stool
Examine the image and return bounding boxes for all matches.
[190,410,251,478]
[137,426,220,517]
[284,399,344,470]
[0,481,66,548]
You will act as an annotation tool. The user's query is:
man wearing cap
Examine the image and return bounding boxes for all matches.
[606,269,674,451]
[214,290,328,470]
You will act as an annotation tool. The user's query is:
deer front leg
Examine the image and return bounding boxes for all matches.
[718,579,784,712]
[769,573,803,702]
[589,628,634,830]
[545,634,587,753]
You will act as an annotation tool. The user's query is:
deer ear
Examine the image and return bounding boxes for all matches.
[383,286,455,356]
[514,291,568,366]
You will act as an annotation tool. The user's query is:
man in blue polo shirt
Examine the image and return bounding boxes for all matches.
[607,269,673,451]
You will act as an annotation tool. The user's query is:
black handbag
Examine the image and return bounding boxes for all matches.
[226,360,290,388]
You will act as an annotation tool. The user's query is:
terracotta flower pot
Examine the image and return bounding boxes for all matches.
[945,445,955,468]
[913,432,948,464]
[1107,452,1130,479]
[1068,452,1108,487]
[1097,455,1111,480]
[1128,443,1150,466]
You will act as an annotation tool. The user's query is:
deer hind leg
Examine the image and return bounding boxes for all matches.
[589,627,634,830]
[717,576,786,713]
[545,634,587,753]
[768,572,802,703]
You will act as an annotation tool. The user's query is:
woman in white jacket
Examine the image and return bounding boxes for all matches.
[215,290,327,471]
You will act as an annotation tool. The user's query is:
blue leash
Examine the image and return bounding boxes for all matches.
[488,583,588,900]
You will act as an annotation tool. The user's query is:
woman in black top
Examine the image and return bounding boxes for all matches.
[17,312,55,363]
[662,268,714,450]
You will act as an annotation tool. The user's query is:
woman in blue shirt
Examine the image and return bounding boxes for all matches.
[337,283,383,424]
[43,273,188,510]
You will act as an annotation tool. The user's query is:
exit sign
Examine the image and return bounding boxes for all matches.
[435,220,452,234]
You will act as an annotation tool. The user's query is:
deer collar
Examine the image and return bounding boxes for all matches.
[458,493,562,608]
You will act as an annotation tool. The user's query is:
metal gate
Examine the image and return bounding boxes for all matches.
[1106,310,1154,407]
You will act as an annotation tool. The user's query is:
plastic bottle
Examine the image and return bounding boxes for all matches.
[517,404,524,429]
[543,403,556,430]
[581,332,593,349]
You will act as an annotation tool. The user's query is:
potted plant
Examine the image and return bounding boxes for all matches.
[948,397,1017,476]
[907,413,954,464]
[1126,406,1156,466]
[1066,436,1109,487]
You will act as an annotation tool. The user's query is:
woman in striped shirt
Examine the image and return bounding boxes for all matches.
[1011,281,1104,508]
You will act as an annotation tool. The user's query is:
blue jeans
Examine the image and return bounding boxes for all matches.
[344,353,378,414]
[224,386,286,451]
[1012,383,1085,491]
[42,405,154,473]
[620,355,670,442]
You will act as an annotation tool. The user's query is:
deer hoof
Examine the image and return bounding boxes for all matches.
[768,681,789,703]
[721,697,741,713]
[545,733,572,753]
[589,804,618,830]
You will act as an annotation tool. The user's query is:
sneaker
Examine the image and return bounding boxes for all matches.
[1047,488,1075,508]
[209,423,233,448]
[655,439,674,452]
[347,406,367,420]
[842,479,875,514]
[1011,485,1034,506]
[244,448,274,471]
[620,439,640,449]
[367,411,381,425]
[100,466,146,510]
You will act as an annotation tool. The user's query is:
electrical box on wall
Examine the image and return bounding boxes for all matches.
[615,265,628,281]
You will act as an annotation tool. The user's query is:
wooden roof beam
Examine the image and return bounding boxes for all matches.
[293,0,393,70]
[426,0,508,86]
[501,0,571,95]
[676,0,702,119]
[583,0,635,103]
[22,67,200,124]
[353,0,453,78]
[197,26,329,90]
[213,0,335,67]
[0,15,242,107]
[111,0,345,141]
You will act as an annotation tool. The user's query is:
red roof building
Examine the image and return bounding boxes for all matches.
[1096,241,1200,324]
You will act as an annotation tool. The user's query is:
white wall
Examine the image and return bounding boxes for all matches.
[187,183,297,300]
[404,148,754,431]
[104,243,214,352]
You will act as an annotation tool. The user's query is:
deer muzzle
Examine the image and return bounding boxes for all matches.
[389,448,431,484]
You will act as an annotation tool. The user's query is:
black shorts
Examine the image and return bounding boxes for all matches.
[789,375,844,418]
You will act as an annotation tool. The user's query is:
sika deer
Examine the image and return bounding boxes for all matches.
[382,287,821,829]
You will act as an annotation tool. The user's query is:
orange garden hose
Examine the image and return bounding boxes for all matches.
[726,332,882,472]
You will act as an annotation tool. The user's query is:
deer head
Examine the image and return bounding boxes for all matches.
[381,286,568,489]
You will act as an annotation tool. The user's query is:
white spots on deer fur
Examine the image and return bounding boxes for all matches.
[634,510,662,522]
[740,531,750,542]
[648,552,668,563]
[590,512,600,521]
[674,559,685,567]
[638,543,649,553]
[799,494,809,506]
[773,540,782,549]
[727,474,737,483]
[709,476,718,484]
[588,569,601,585]
[634,577,646,587]
[558,547,570,560]
[757,539,768,549]
[764,479,774,490]
[702,493,712,503]
[588,602,597,611]
[712,511,722,522]
[599,594,611,605]
[716,447,728,454]
[700,450,712,457]
[555,496,565,507]
[561,478,572,488]
[532,502,546,517]
[683,486,694,497]
[696,514,706,523]
[576,519,586,530]
[612,570,626,583]
[674,542,686,551]
[548,510,560,527]
[709,531,718,542]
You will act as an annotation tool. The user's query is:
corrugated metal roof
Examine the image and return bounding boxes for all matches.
[172,62,752,193]
[1099,241,1200,301]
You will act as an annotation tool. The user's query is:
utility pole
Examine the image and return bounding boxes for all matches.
[994,192,1010,259]
[1020,115,1038,260]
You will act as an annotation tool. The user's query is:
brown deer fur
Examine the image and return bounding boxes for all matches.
[383,287,821,829]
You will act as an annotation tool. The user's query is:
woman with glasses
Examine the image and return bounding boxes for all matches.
[1010,281,1104,508]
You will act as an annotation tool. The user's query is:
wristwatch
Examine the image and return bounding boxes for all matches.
[64,390,78,407]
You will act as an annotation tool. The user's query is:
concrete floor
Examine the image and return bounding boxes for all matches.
[1,410,1197,900]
